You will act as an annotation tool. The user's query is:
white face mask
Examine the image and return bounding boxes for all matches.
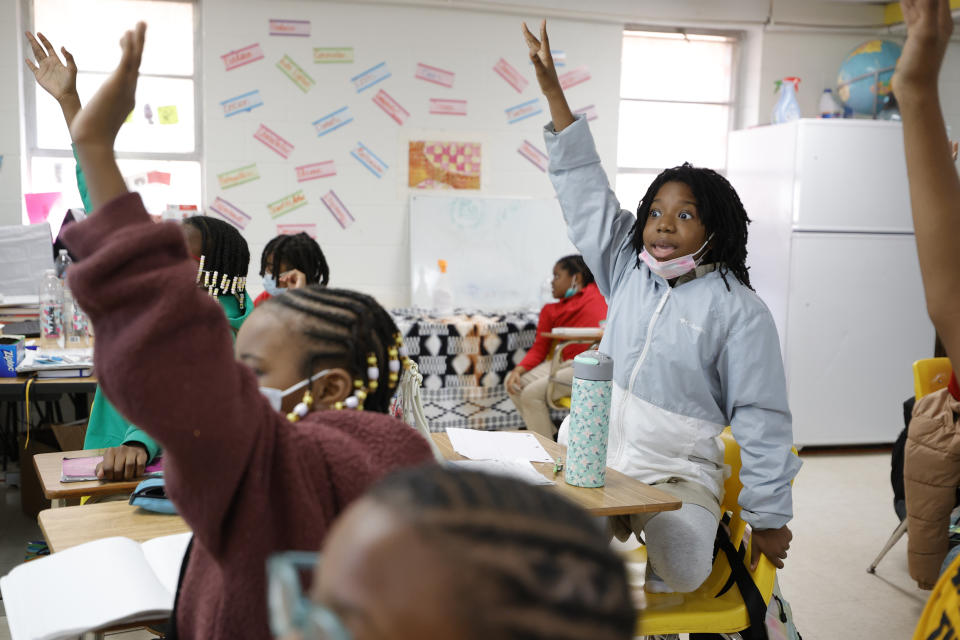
[640,234,714,280]
[259,369,331,412]
[262,274,281,296]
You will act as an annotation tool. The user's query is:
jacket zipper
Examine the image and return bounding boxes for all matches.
[613,287,671,465]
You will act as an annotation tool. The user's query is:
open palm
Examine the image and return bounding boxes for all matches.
[25,32,77,102]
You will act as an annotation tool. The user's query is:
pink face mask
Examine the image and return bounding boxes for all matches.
[640,234,713,280]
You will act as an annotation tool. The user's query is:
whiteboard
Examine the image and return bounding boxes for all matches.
[410,195,575,310]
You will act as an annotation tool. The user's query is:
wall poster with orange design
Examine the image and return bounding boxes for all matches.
[408,140,481,190]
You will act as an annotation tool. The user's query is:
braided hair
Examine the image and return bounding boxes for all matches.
[366,465,635,640]
[555,254,596,287]
[183,215,251,308]
[259,232,330,286]
[630,163,752,291]
[262,287,401,413]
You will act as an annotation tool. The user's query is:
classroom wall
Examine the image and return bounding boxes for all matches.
[0,0,25,228]
[200,0,623,308]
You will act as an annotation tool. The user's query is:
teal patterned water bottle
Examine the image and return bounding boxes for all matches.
[565,351,613,488]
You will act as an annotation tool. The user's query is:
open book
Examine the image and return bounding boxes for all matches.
[0,533,192,640]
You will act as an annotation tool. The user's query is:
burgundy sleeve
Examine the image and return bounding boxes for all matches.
[518,303,557,371]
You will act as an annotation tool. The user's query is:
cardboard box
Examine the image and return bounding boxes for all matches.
[51,419,88,452]
[0,334,25,377]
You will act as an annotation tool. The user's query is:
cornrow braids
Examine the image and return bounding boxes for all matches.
[260,232,330,286]
[555,254,596,287]
[183,215,251,308]
[630,162,753,292]
[368,466,636,640]
[263,287,401,413]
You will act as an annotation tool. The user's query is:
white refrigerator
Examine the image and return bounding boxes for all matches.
[727,119,935,446]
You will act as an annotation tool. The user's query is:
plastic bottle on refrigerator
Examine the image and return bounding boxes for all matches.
[819,89,842,118]
[772,77,802,124]
[39,269,65,348]
[433,259,454,316]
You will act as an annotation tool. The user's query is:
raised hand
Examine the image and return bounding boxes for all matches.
[24,31,81,127]
[521,20,575,131]
[894,0,953,95]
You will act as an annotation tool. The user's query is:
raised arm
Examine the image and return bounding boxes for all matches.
[523,20,575,132]
[894,0,960,369]
[25,31,81,129]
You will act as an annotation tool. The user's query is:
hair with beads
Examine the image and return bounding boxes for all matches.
[183,215,251,308]
[365,465,635,640]
[263,287,404,413]
[555,254,595,287]
[259,232,330,287]
[631,162,752,292]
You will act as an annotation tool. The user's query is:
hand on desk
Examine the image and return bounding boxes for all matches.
[96,443,148,481]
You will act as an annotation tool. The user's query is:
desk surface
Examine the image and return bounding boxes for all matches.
[432,432,681,516]
[34,449,142,500]
[541,330,604,340]
[38,501,190,553]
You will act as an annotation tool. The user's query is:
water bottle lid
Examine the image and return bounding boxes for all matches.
[573,350,614,381]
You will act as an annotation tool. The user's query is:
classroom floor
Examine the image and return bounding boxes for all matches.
[0,451,931,639]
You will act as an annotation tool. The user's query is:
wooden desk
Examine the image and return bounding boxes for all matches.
[0,374,98,393]
[541,330,604,341]
[38,501,190,553]
[432,432,681,516]
[34,448,142,508]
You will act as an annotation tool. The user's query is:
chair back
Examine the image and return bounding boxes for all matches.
[914,358,953,400]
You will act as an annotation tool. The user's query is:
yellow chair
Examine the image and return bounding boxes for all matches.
[628,428,787,637]
[544,332,603,411]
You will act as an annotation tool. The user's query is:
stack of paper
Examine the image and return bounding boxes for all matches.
[446,428,554,463]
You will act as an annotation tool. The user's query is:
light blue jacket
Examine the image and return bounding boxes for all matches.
[545,116,801,530]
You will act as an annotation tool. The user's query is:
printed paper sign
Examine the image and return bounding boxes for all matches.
[321,190,355,229]
[217,164,260,190]
[147,171,171,185]
[313,106,353,136]
[559,65,591,90]
[573,104,599,122]
[415,63,455,88]
[517,140,549,172]
[277,54,315,93]
[222,43,264,71]
[157,106,178,125]
[296,161,336,182]
[351,62,391,92]
[351,142,388,178]
[372,89,409,125]
[221,90,263,118]
[408,141,481,190]
[493,58,528,93]
[505,98,542,124]
[270,19,310,37]
[277,223,317,238]
[209,197,252,230]
[429,98,467,116]
[268,190,308,219]
[254,124,294,159]
[314,47,354,63]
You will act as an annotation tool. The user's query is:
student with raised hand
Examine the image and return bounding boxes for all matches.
[269,465,635,640]
[523,20,801,594]
[255,232,331,307]
[60,22,433,638]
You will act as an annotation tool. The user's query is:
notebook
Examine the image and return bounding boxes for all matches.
[0,532,192,640]
[61,456,164,482]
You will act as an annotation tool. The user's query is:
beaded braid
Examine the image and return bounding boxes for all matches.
[183,215,251,308]
[368,466,636,640]
[259,232,330,286]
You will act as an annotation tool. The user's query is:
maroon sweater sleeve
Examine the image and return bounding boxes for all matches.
[63,193,267,553]
[519,302,558,370]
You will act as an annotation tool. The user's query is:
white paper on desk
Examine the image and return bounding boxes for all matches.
[445,428,554,463]
[449,459,555,486]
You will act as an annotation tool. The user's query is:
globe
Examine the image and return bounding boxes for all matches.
[837,39,902,116]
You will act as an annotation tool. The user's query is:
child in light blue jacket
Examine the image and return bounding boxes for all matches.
[524,21,801,593]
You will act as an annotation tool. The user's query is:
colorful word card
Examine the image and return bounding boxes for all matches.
[221,90,263,118]
[296,161,336,182]
[313,106,353,136]
[351,62,391,92]
[277,223,317,238]
[493,58,528,93]
[157,106,178,125]
[217,164,260,190]
[559,65,591,90]
[314,47,353,63]
[209,197,251,230]
[351,142,388,178]
[574,104,599,122]
[518,140,549,172]
[146,171,171,185]
[222,43,264,71]
[429,98,467,116]
[321,190,355,230]
[277,54,315,92]
[415,63,455,88]
[254,124,294,159]
[268,190,308,219]
[372,89,409,125]
[505,98,542,124]
[269,19,310,37]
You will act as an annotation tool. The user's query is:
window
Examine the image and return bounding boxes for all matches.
[615,29,737,212]
[24,0,200,218]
